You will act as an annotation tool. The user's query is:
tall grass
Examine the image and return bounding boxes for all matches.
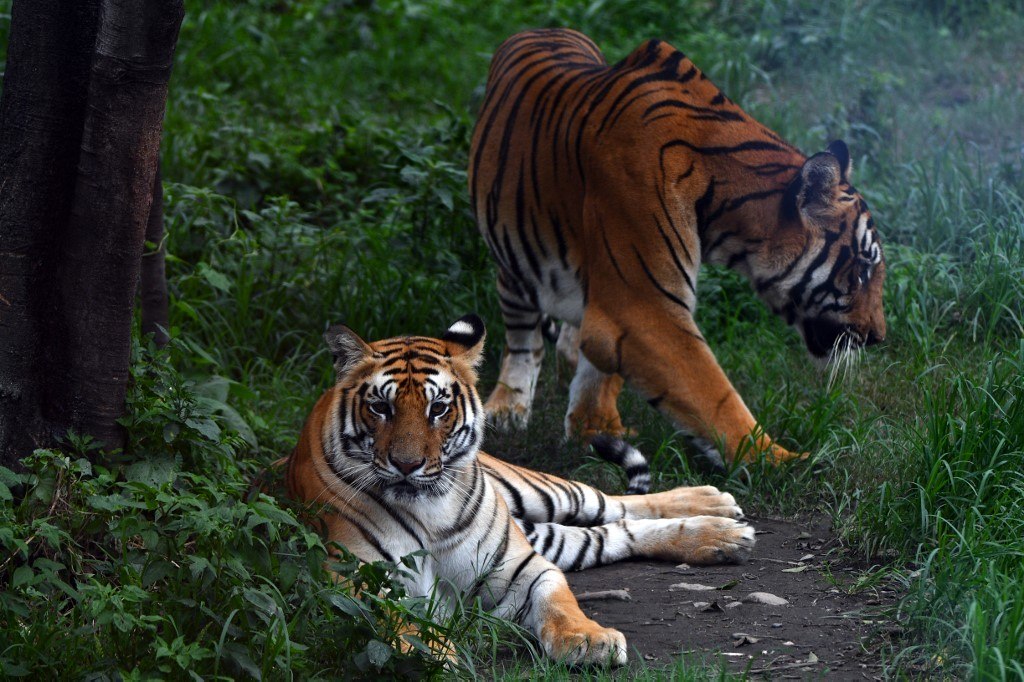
[852,345,1024,677]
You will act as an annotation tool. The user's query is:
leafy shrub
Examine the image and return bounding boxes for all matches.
[0,342,469,680]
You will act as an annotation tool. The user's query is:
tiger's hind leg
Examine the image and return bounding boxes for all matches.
[564,353,632,439]
[485,271,546,429]
[515,516,755,570]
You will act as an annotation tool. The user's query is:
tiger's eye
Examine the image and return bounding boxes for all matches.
[367,401,390,419]
[429,402,449,418]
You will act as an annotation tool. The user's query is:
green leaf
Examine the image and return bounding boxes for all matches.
[163,422,182,443]
[1,660,30,677]
[365,640,392,668]
[197,262,232,293]
[12,565,33,588]
[173,299,199,322]
[143,560,177,587]
[195,396,257,447]
[328,593,369,619]
[435,186,454,211]
[195,375,231,403]
[0,465,25,489]
[220,642,261,680]
[186,418,221,441]
[126,457,180,488]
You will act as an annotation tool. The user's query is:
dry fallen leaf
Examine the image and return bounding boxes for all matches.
[744,591,790,606]
[669,582,716,591]
[732,632,759,646]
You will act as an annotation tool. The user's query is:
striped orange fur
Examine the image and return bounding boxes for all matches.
[469,29,887,464]
[284,315,754,665]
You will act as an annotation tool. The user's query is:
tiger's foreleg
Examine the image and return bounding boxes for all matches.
[484,271,545,429]
[579,306,804,464]
[480,453,744,524]
[489,533,627,666]
[515,516,755,570]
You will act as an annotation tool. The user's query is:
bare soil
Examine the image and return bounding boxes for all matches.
[565,516,900,679]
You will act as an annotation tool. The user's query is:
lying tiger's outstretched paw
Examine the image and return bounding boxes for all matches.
[540,619,627,667]
[662,516,755,565]
[627,485,744,520]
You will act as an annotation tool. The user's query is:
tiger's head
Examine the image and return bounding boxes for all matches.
[322,314,487,503]
[763,140,887,361]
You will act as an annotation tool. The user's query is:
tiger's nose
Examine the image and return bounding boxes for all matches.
[865,329,884,346]
[389,454,424,476]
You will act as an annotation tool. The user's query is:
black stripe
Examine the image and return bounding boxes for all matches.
[338,510,396,563]
[642,98,743,123]
[483,463,525,517]
[568,533,593,572]
[632,246,691,312]
[506,552,538,587]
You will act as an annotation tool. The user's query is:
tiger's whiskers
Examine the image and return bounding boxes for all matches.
[826,331,862,390]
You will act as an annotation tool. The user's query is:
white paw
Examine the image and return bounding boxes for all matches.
[545,624,627,667]
[663,485,745,519]
[679,516,756,564]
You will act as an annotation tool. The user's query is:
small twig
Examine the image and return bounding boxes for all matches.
[575,589,631,602]
[749,659,819,674]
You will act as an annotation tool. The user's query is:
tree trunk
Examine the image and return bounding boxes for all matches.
[0,0,102,464]
[141,164,170,348]
[0,0,183,467]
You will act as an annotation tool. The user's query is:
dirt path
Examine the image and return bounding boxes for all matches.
[565,516,898,679]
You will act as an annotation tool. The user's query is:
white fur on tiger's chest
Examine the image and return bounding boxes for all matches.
[383,483,511,598]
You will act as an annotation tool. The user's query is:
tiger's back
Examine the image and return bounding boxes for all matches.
[470,29,886,464]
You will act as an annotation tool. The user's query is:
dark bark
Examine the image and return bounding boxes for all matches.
[0,0,183,467]
[0,0,102,463]
[56,0,184,451]
[141,163,170,347]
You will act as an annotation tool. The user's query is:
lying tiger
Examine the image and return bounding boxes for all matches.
[285,314,754,665]
[470,29,887,464]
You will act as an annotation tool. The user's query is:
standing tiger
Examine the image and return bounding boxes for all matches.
[469,29,887,464]
[285,314,754,665]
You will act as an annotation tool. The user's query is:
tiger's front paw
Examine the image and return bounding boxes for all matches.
[654,485,745,519]
[541,620,627,667]
[765,445,810,465]
[669,516,756,565]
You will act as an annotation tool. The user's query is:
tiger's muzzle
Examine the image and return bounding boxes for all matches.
[802,318,883,359]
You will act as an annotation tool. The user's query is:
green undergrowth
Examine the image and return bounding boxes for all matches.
[0,341,507,679]
[2,0,1024,678]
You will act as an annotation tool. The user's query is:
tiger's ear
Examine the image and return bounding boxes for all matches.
[324,324,373,377]
[827,139,852,180]
[795,150,843,218]
[442,314,486,368]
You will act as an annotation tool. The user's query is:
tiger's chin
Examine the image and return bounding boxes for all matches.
[379,477,449,503]
[385,481,422,500]
[801,318,864,363]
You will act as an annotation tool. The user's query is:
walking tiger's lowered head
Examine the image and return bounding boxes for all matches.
[469,28,887,465]
[285,315,755,666]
